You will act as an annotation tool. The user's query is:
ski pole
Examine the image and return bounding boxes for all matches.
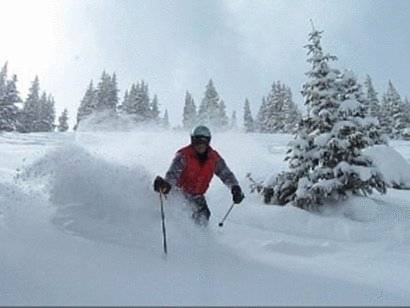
[159,190,168,255]
[218,203,235,227]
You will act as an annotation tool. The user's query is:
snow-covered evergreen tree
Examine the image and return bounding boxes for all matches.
[5,74,21,104]
[381,81,405,138]
[271,82,287,132]
[138,81,151,121]
[198,79,221,128]
[30,92,55,132]
[364,75,381,119]
[281,86,301,133]
[162,109,170,129]
[43,94,56,132]
[230,110,238,130]
[123,81,151,123]
[58,109,69,132]
[19,76,41,133]
[0,64,20,132]
[75,80,97,129]
[339,70,385,145]
[150,94,160,124]
[109,72,119,110]
[117,89,129,113]
[182,91,196,130]
[0,62,8,102]
[218,99,229,129]
[263,27,386,210]
[34,92,48,132]
[256,82,298,133]
[258,82,281,133]
[95,71,117,112]
[255,96,267,132]
[243,98,255,133]
[122,83,137,116]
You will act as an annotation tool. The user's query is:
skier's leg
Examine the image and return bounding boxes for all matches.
[190,195,211,226]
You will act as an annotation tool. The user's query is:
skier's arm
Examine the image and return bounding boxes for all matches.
[215,157,239,189]
[165,152,186,187]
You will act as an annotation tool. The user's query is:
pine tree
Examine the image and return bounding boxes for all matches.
[122,83,137,116]
[109,72,119,110]
[259,83,279,133]
[95,71,117,112]
[123,81,151,123]
[162,109,170,129]
[76,80,97,129]
[198,79,221,128]
[230,110,238,130]
[34,92,48,132]
[118,89,129,113]
[20,76,41,132]
[364,75,381,119]
[150,94,160,124]
[44,94,56,132]
[138,81,151,121]
[255,96,268,132]
[0,62,8,102]
[0,65,20,132]
[271,82,286,133]
[257,82,296,133]
[403,97,410,137]
[381,81,404,138]
[32,92,55,132]
[339,70,385,145]
[182,91,197,130]
[243,98,254,132]
[218,99,229,129]
[281,87,301,133]
[263,26,385,210]
[5,74,21,104]
[58,109,69,132]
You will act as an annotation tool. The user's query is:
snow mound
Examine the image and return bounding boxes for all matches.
[234,193,410,244]
[18,144,209,250]
[364,144,410,189]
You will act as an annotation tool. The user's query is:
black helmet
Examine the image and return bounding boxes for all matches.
[191,125,211,144]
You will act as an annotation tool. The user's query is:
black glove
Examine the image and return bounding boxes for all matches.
[231,185,244,204]
[153,176,171,194]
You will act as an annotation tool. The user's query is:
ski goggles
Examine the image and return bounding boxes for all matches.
[191,136,210,145]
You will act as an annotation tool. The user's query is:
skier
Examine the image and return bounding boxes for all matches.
[153,125,244,225]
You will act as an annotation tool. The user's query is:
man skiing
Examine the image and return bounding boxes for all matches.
[153,125,244,225]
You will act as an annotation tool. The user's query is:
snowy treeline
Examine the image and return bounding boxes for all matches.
[0,62,63,133]
[75,71,168,130]
[258,26,389,210]
[180,79,301,133]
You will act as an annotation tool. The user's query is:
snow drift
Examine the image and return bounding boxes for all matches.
[364,144,410,189]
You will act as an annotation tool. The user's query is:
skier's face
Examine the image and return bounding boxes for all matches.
[193,142,208,154]
[192,137,210,154]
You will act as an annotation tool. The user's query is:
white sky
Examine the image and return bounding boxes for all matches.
[0,0,409,128]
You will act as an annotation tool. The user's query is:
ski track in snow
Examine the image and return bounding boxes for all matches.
[0,131,410,305]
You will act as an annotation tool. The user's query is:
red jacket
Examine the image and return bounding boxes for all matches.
[177,145,220,195]
[165,145,239,196]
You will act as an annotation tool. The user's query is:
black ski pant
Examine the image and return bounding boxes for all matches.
[185,194,211,225]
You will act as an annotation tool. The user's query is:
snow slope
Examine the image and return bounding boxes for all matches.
[1,131,410,305]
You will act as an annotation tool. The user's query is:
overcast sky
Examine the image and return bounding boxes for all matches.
[1,0,409,128]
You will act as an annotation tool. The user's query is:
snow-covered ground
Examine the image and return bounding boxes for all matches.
[1,131,410,305]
